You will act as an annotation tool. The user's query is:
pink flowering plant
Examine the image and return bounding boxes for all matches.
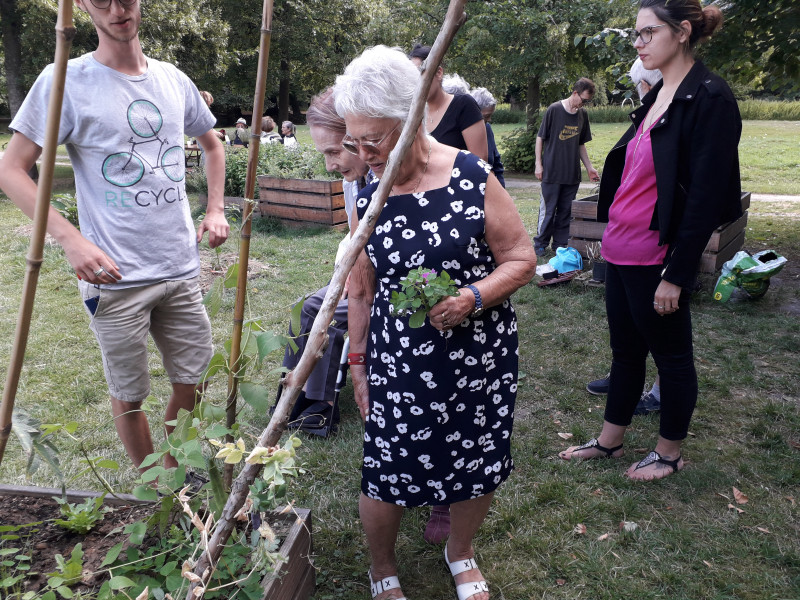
[390,267,460,328]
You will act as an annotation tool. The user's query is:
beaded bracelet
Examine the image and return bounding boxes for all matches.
[347,353,367,366]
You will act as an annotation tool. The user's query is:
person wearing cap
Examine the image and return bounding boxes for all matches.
[232,117,249,147]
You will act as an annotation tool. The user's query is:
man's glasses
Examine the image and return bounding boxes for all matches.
[342,121,401,155]
[89,0,138,9]
[629,24,667,45]
[580,97,593,106]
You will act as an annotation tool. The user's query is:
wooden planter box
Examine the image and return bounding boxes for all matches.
[260,508,315,600]
[0,485,314,600]
[257,176,346,229]
[569,192,751,274]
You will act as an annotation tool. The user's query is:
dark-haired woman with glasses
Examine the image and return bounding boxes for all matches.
[560,0,742,481]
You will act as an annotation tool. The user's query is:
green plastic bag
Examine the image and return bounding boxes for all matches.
[713,250,787,302]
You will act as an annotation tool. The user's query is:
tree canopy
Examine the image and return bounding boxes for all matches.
[1,0,797,121]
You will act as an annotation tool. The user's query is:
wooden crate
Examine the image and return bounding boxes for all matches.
[260,508,315,600]
[258,176,346,229]
[568,192,751,274]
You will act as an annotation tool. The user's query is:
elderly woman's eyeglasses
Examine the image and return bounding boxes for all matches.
[89,0,138,9]
[342,122,401,155]
[629,24,667,44]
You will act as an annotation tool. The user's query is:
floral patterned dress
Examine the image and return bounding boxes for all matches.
[355,151,519,506]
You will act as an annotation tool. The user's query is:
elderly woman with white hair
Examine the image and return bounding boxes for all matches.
[629,56,663,100]
[470,88,505,187]
[335,45,536,600]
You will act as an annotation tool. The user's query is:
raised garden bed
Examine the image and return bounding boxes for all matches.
[569,192,751,274]
[0,484,314,600]
[257,176,347,230]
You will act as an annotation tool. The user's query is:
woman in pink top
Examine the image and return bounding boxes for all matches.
[559,0,742,480]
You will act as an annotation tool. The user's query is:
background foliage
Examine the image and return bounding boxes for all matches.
[1,0,798,129]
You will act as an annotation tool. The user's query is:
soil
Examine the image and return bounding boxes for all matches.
[0,492,295,597]
[0,494,156,595]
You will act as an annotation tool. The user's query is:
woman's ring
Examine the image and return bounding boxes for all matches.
[94,267,105,277]
[658,305,665,309]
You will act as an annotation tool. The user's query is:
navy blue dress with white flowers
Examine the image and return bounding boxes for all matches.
[356,151,518,507]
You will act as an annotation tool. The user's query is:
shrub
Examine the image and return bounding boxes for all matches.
[738,99,800,120]
[188,141,336,198]
[586,105,633,123]
[500,127,539,173]
[492,107,526,124]
[51,193,79,227]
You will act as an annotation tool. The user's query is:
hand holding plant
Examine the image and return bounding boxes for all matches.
[390,267,460,328]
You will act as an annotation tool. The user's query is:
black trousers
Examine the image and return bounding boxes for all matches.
[281,285,348,418]
[533,181,580,250]
[604,262,697,441]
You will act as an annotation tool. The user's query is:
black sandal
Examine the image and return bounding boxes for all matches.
[564,437,623,459]
[631,450,682,474]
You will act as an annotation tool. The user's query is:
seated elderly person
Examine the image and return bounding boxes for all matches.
[470,87,505,188]
[278,88,370,435]
[336,45,536,600]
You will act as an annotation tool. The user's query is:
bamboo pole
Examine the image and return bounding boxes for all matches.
[222,0,274,489]
[0,2,76,465]
[186,1,468,596]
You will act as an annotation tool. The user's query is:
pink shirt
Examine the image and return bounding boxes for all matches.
[602,118,669,266]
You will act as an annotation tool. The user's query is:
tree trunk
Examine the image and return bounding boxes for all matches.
[277,57,290,125]
[0,0,25,116]
[526,75,540,131]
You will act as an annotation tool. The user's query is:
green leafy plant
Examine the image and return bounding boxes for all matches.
[192,142,337,198]
[390,267,460,328]
[53,496,110,534]
[500,126,540,173]
[42,543,84,599]
[50,193,79,228]
[11,408,65,492]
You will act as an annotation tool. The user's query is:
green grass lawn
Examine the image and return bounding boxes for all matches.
[0,178,798,599]
[492,121,800,195]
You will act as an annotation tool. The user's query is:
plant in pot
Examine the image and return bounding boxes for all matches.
[586,241,606,283]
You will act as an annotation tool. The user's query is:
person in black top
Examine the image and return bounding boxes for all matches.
[408,44,488,161]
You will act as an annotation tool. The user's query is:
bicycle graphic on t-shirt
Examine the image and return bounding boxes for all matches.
[102,100,185,187]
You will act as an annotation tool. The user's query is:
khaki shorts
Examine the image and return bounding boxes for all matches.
[79,277,213,403]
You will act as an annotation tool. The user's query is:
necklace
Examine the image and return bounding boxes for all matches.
[411,140,432,194]
[644,92,673,129]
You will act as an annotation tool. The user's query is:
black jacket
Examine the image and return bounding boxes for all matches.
[598,61,742,288]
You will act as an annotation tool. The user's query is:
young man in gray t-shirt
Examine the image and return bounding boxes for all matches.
[534,77,600,255]
[0,0,229,475]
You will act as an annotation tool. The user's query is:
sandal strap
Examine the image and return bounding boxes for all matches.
[369,570,405,599]
[456,580,489,600]
[447,555,478,577]
[575,437,623,456]
[634,450,681,472]
[445,544,488,600]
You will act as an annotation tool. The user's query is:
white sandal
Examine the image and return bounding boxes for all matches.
[444,544,489,600]
[368,568,407,600]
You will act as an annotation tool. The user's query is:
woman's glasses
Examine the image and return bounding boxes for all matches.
[629,24,667,44]
[342,122,401,155]
[89,0,138,9]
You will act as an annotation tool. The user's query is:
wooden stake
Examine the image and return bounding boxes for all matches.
[222,0,275,490]
[0,1,76,465]
[185,1,468,596]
